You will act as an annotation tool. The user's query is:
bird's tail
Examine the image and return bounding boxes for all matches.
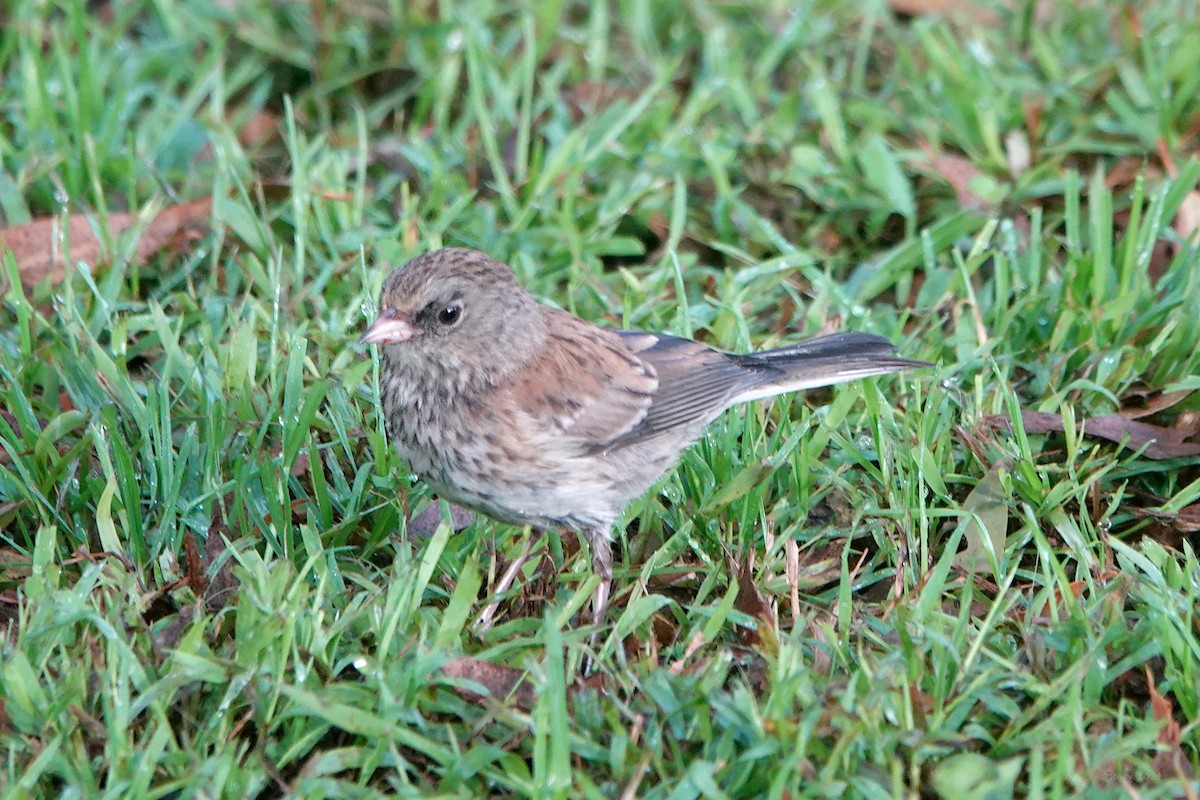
[730,332,929,403]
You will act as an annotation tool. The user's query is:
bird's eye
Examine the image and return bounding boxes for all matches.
[437,303,463,326]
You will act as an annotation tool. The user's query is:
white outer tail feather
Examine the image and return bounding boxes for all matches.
[730,364,911,404]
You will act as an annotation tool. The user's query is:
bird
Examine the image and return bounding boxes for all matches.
[361,247,927,631]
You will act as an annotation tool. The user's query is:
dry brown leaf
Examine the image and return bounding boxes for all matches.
[236,110,279,148]
[1104,157,1160,191]
[183,531,206,598]
[1149,670,1178,741]
[1119,388,1194,420]
[784,538,801,623]
[917,144,990,211]
[152,498,241,651]
[403,219,420,251]
[0,547,31,581]
[203,500,239,614]
[1022,97,1043,156]
[289,452,311,478]
[1146,667,1195,783]
[0,197,212,288]
[650,612,679,653]
[1133,504,1200,534]
[906,683,937,726]
[986,410,1200,460]
[441,657,537,710]
[561,81,638,123]
[644,212,670,245]
[730,550,776,648]
[1157,138,1179,179]
[1120,4,1143,38]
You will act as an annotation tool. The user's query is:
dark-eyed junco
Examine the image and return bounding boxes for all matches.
[362,248,927,629]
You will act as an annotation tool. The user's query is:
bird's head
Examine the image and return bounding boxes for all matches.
[362,247,545,383]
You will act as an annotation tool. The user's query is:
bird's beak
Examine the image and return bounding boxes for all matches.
[360,308,416,344]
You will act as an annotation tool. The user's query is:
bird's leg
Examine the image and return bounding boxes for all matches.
[473,532,535,632]
[584,529,613,631]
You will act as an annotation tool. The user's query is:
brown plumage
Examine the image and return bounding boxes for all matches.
[362,247,928,629]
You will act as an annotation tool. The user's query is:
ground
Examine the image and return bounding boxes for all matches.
[0,1,1198,797]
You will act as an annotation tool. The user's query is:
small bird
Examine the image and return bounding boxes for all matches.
[362,248,927,630]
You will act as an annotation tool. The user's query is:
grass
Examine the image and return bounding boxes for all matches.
[1,0,1199,796]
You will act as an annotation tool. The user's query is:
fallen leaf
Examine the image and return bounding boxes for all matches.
[561,81,638,123]
[1133,504,1200,534]
[1022,97,1043,159]
[916,143,991,211]
[0,547,32,583]
[290,452,311,478]
[1148,668,1178,743]
[151,498,241,651]
[183,531,206,598]
[235,110,279,148]
[407,502,475,538]
[651,612,679,652]
[1146,667,1195,783]
[1104,157,1160,191]
[441,657,537,710]
[954,461,1011,578]
[1120,3,1142,39]
[1118,387,1193,420]
[403,218,420,251]
[986,410,1200,460]
[1157,137,1179,179]
[204,501,239,613]
[0,197,212,288]
[730,550,776,649]
[783,538,801,623]
[906,683,937,726]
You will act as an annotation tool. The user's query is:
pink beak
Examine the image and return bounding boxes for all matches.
[360,308,416,344]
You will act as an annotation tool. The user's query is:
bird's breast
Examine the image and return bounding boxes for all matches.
[377,354,634,532]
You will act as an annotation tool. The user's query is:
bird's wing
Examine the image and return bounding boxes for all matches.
[503,320,918,455]
[605,331,765,447]
[608,330,923,447]
[499,310,660,451]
